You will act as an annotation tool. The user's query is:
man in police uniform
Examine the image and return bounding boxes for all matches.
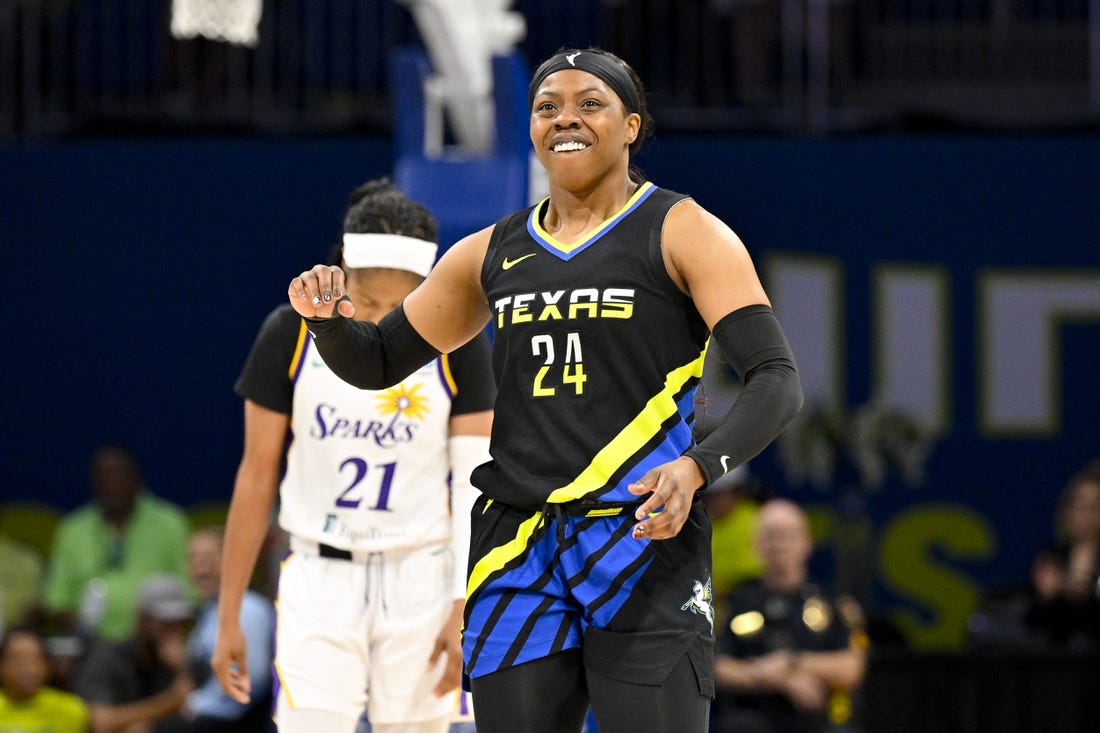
[713,499,868,733]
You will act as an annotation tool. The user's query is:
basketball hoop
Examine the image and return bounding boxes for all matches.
[170,0,263,47]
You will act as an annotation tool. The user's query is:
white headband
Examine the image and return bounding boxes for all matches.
[342,233,438,276]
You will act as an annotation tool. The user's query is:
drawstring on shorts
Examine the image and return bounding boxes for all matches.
[536,498,647,544]
[362,552,387,615]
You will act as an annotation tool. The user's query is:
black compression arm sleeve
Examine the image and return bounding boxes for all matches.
[304,304,441,390]
[683,304,804,486]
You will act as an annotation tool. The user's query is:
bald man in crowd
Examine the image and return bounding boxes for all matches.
[713,499,869,733]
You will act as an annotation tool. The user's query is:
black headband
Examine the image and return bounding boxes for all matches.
[527,50,641,115]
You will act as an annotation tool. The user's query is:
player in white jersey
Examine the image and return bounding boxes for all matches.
[211,179,494,733]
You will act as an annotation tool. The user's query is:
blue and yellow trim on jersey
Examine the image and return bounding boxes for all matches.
[526,181,656,260]
[545,341,706,504]
[465,342,707,598]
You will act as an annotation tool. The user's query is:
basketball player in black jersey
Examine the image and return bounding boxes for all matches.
[286,48,803,733]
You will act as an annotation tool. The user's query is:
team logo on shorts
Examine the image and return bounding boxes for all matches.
[680,577,714,633]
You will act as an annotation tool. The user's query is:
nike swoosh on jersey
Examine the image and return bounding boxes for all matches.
[502,253,537,270]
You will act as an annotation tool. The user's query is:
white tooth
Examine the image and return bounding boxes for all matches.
[554,141,587,152]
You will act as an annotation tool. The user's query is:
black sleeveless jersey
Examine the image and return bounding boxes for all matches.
[472,182,710,510]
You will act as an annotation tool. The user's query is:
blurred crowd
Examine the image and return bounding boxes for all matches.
[967,459,1100,653]
[0,444,282,733]
[2,444,1098,733]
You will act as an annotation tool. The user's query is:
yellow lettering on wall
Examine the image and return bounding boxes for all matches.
[878,504,996,648]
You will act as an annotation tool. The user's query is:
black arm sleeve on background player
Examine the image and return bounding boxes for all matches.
[305,304,441,390]
[683,304,803,486]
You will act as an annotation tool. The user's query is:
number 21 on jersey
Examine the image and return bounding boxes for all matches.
[335,457,396,511]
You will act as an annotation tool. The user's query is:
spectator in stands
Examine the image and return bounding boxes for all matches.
[43,444,191,643]
[713,498,867,733]
[0,517,45,635]
[0,626,89,733]
[70,574,196,733]
[178,527,274,732]
[1025,459,1100,650]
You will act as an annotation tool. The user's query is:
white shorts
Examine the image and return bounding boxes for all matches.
[274,537,464,725]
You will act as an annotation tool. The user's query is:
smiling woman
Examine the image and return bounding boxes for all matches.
[528,48,651,202]
[288,48,802,733]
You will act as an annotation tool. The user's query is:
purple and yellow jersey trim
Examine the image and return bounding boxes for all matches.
[289,320,310,382]
[437,353,457,399]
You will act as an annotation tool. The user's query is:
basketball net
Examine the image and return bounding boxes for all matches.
[170,0,263,47]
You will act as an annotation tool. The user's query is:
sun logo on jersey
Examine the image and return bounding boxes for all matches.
[680,577,714,634]
[375,383,430,421]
